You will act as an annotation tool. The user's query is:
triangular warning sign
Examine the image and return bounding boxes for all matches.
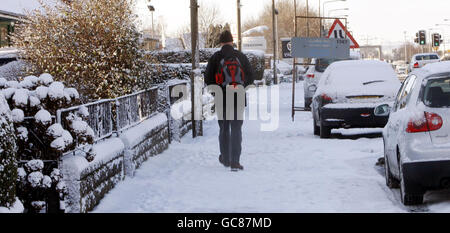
[327,19,359,49]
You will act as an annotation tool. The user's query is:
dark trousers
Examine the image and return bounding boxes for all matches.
[218,119,243,164]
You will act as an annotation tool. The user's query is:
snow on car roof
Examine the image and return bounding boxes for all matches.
[324,60,397,82]
[414,61,450,76]
[315,60,401,99]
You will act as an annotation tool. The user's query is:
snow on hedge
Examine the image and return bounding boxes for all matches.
[0,73,93,213]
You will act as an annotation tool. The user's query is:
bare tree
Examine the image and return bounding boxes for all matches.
[243,0,321,55]
[198,0,223,35]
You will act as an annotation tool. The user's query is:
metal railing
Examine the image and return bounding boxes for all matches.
[115,87,158,133]
[57,99,114,142]
[56,87,159,144]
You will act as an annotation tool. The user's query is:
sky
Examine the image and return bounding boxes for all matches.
[2,0,450,48]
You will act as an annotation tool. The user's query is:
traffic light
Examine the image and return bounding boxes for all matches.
[419,30,426,45]
[415,32,419,44]
[433,33,441,47]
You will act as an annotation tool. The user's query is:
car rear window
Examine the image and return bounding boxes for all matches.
[423,77,450,107]
[416,55,439,61]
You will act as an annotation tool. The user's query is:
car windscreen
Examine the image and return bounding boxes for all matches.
[416,55,439,61]
[422,77,450,108]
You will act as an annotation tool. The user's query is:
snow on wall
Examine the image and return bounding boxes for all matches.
[62,138,125,213]
[120,113,169,177]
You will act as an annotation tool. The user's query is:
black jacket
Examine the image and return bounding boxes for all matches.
[204,45,254,87]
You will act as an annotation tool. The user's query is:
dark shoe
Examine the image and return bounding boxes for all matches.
[219,154,230,167]
[230,163,244,172]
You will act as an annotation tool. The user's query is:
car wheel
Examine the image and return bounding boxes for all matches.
[384,155,400,189]
[304,99,311,111]
[384,139,399,188]
[399,158,424,206]
[320,118,331,139]
[313,118,320,136]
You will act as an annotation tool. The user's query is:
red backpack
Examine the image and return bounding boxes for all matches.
[215,56,245,88]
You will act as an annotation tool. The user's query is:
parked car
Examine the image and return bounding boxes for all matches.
[375,61,450,205]
[408,53,440,73]
[303,53,360,111]
[312,60,401,138]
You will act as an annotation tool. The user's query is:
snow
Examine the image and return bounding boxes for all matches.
[77,106,89,118]
[29,95,41,107]
[1,88,16,99]
[16,126,28,141]
[35,86,49,100]
[64,88,79,100]
[42,175,52,188]
[51,137,66,151]
[12,88,29,107]
[0,198,24,213]
[92,82,408,213]
[314,60,401,103]
[5,81,19,89]
[48,81,65,100]
[35,109,52,125]
[71,120,88,134]
[0,78,6,87]
[62,138,125,179]
[62,130,74,146]
[47,123,64,138]
[28,171,44,188]
[39,73,54,86]
[20,76,38,89]
[243,26,269,36]
[25,160,44,172]
[11,108,24,123]
[120,113,168,148]
[416,60,450,75]
[17,167,27,180]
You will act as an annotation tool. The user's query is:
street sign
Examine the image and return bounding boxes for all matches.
[281,38,292,58]
[291,37,350,59]
[327,19,359,49]
[242,36,267,51]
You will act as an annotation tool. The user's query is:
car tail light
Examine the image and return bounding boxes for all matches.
[406,112,443,133]
[307,74,315,78]
[414,62,419,68]
[321,94,333,102]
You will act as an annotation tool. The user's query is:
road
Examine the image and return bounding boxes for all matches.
[93,82,450,213]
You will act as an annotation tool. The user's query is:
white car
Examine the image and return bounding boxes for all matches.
[375,61,450,205]
[303,53,360,110]
[408,53,440,73]
[312,60,401,138]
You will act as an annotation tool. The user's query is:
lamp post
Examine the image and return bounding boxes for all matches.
[272,0,279,84]
[147,4,155,37]
[237,0,242,51]
[323,0,346,18]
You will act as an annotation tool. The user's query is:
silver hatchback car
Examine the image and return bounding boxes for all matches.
[375,61,450,206]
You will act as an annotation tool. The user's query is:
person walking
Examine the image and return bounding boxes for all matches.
[204,30,254,171]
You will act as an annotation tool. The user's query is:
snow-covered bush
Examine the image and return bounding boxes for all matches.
[12,0,145,100]
[0,73,93,212]
[16,160,67,213]
[0,93,18,209]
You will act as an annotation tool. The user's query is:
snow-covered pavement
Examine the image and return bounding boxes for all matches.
[93,82,450,213]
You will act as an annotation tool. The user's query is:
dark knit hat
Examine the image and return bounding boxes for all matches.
[219,30,233,43]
